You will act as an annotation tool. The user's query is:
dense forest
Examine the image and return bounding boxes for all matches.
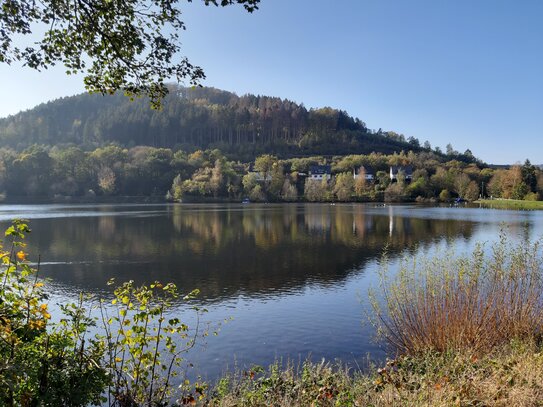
[0,86,475,161]
[1,143,540,203]
[4,85,534,203]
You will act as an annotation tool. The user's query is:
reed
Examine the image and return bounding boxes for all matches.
[372,233,543,356]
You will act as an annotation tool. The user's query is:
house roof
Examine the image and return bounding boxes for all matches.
[390,165,413,175]
[309,165,331,175]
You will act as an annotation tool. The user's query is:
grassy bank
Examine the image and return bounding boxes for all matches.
[206,340,543,406]
[476,198,543,210]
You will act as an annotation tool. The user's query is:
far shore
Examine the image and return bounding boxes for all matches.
[475,198,543,210]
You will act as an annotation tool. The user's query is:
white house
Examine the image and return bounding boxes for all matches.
[308,165,331,181]
[389,166,413,181]
[353,166,375,181]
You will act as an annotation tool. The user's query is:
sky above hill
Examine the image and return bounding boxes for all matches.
[0,0,541,164]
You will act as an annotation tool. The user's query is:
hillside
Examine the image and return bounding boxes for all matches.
[0,86,424,159]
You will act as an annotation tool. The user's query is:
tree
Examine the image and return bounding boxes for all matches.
[333,172,354,201]
[269,162,284,198]
[439,189,451,202]
[171,174,184,201]
[304,179,329,202]
[280,179,297,201]
[521,159,537,192]
[0,0,260,106]
[254,154,277,187]
[210,159,224,197]
[384,183,404,202]
[512,181,529,200]
[453,173,471,199]
[242,172,258,195]
[97,166,116,194]
[354,168,367,197]
[375,170,390,190]
[465,181,480,201]
[407,136,420,148]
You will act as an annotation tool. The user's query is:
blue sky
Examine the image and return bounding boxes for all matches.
[0,0,542,164]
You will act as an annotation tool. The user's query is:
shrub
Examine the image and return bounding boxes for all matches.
[439,189,450,202]
[0,220,108,406]
[371,233,543,356]
[100,280,209,406]
[0,220,209,406]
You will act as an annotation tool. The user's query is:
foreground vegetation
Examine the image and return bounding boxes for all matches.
[3,221,543,406]
[206,341,543,406]
[0,221,209,406]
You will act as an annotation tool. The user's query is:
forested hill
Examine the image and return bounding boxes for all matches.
[0,86,425,159]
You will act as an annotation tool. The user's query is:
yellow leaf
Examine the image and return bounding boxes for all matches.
[16,251,26,261]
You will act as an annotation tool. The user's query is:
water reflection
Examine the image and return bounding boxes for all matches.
[4,203,543,380]
[4,203,476,302]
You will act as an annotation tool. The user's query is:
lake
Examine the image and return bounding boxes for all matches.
[2,203,542,381]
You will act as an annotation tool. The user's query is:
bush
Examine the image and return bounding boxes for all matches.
[0,220,108,406]
[371,233,543,356]
[439,189,450,202]
[0,220,209,406]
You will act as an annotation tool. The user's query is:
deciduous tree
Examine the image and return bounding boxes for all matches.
[0,0,260,105]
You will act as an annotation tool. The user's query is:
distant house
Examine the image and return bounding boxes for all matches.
[248,163,272,182]
[353,166,375,181]
[308,165,331,181]
[389,166,413,181]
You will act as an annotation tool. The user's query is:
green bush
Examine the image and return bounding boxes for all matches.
[0,220,209,406]
[0,220,108,406]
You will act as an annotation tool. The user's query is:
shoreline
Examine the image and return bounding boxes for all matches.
[475,198,543,210]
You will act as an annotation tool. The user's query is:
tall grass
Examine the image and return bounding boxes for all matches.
[372,233,543,355]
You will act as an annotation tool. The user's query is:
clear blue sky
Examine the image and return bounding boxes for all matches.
[0,0,541,164]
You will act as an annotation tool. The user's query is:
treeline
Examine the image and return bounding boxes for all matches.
[0,86,476,161]
[1,144,538,202]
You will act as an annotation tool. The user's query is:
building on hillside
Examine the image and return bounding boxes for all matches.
[353,166,375,181]
[248,163,272,182]
[308,165,331,181]
[389,165,413,181]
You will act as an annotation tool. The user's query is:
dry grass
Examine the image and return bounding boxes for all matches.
[372,234,543,355]
[205,341,543,406]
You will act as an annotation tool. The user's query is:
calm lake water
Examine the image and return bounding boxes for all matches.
[2,203,542,381]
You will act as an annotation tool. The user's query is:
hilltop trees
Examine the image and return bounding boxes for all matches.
[0,87,426,159]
